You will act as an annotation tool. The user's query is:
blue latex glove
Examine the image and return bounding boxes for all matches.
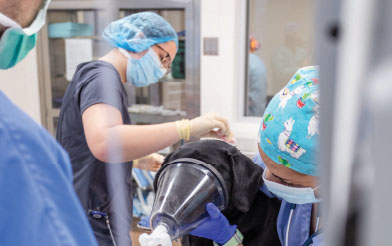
[190,203,237,245]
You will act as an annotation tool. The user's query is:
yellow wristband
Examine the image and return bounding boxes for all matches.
[133,159,139,168]
[175,119,190,141]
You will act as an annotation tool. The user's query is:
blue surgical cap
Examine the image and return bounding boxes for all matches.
[258,66,320,176]
[102,12,179,52]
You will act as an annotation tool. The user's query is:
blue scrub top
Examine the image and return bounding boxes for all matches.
[253,153,323,246]
[0,91,97,246]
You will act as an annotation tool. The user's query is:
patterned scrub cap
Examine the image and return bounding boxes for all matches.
[258,66,319,176]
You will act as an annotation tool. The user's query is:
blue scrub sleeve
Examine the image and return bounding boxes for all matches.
[77,66,125,114]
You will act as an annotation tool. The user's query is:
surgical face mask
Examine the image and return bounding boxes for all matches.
[118,47,167,87]
[262,168,320,204]
[0,0,51,69]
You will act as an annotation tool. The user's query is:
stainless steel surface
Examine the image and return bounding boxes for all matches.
[361,0,392,245]
[317,0,392,245]
[129,113,184,125]
[184,0,201,118]
[243,0,250,116]
[315,0,341,243]
[364,64,392,246]
[203,37,219,56]
[325,0,376,243]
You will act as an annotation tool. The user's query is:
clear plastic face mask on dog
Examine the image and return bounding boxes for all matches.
[139,158,228,245]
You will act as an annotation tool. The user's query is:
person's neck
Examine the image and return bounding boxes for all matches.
[99,49,127,83]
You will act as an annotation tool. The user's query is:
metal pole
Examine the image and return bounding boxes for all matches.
[323,0,376,244]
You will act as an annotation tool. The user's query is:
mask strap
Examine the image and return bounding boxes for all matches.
[23,0,51,36]
[0,12,21,28]
[312,185,320,192]
[148,48,166,70]
[148,48,161,62]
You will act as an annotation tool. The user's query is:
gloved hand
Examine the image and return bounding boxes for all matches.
[176,112,234,143]
[190,112,233,140]
[190,203,237,245]
[134,153,164,172]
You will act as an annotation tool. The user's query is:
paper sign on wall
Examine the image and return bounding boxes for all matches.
[65,38,93,81]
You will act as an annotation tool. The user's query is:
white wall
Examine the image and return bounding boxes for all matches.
[0,48,42,124]
[200,0,260,154]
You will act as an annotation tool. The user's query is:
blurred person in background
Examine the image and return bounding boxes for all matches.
[0,0,97,245]
[247,35,267,117]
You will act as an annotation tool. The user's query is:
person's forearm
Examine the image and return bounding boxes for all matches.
[101,122,180,163]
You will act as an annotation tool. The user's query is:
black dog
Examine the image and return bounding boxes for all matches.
[155,140,281,246]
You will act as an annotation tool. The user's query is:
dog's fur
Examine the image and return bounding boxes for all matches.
[155,140,281,246]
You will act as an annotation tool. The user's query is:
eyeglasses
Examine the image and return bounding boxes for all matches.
[156,45,172,74]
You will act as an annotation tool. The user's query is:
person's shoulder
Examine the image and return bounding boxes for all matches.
[76,60,118,77]
[73,60,121,90]
[0,92,71,169]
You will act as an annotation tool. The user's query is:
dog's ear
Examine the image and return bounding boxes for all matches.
[228,150,264,213]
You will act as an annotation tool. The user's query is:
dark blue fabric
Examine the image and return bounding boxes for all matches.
[57,60,133,246]
[277,202,312,246]
[0,91,97,246]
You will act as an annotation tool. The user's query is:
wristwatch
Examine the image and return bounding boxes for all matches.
[214,229,244,246]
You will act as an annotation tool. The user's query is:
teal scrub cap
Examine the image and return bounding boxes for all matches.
[102,12,178,52]
[258,66,320,176]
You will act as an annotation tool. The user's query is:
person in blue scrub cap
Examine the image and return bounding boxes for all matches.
[0,0,97,245]
[190,66,322,246]
[102,12,179,87]
[57,12,234,246]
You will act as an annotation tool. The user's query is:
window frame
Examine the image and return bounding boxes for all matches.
[237,0,263,123]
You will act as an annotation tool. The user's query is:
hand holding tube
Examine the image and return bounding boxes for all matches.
[190,203,237,245]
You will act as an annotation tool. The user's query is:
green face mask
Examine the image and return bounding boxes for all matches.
[0,28,38,69]
[0,0,51,69]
